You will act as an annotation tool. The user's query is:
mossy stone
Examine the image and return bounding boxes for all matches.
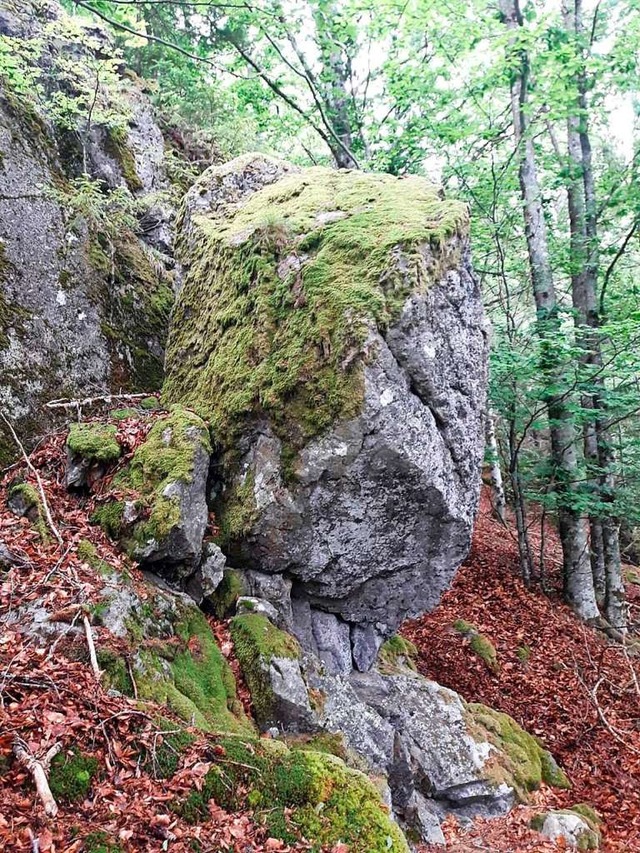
[175,736,408,853]
[49,749,98,803]
[454,620,499,671]
[230,614,300,728]
[467,703,570,799]
[165,167,468,462]
[67,423,121,463]
[96,649,133,696]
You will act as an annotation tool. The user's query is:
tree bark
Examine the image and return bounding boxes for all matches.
[486,410,507,524]
[561,0,626,628]
[499,0,599,620]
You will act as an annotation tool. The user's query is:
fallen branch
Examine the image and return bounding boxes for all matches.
[0,413,63,546]
[45,393,153,412]
[13,738,62,817]
[83,615,102,681]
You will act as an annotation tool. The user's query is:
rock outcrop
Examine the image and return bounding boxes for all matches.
[0,0,176,463]
[165,154,490,653]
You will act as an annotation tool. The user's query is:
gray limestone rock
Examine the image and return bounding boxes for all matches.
[267,656,313,731]
[351,623,384,673]
[310,610,353,675]
[245,569,294,627]
[168,154,488,640]
[237,596,280,623]
[0,542,20,569]
[186,541,226,604]
[403,791,446,846]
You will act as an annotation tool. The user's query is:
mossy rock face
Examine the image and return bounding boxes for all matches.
[175,736,409,853]
[207,568,246,619]
[166,157,468,454]
[49,749,99,803]
[95,407,211,569]
[230,613,301,728]
[531,809,601,850]
[467,703,570,800]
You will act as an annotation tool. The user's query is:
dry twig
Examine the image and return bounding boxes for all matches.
[83,615,102,681]
[13,737,62,817]
[0,413,63,545]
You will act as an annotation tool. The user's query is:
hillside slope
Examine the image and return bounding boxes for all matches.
[405,490,640,852]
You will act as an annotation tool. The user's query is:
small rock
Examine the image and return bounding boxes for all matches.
[404,791,446,846]
[237,596,280,623]
[186,542,226,604]
[268,656,313,731]
[538,812,600,849]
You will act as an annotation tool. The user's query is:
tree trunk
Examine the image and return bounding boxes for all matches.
[561,0,626,627]
[486,410,507,523]
[500,0,599,620]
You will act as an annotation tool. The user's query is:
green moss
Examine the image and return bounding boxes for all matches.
[467,703,570,800]
[230,614,300,728]
[175,736,408,852]
[113,407,210,550]
[83,831,123,853]
[217,471,257,544]
[76,539,113,577]
[49,749,98,803]
[165,166,468,464]
[285,731,348,761]
[453,620,499,671]
[569,803,602,827]
[144,717,195,779]
[207,569,245,619]
[67,423,121,464]
[91,501,126,539]
[96,649,133,696]
[9,483,49,542]
[140,396,160,410]
[109,407,138,420]
[378,635,418,672]
[516,644,531,663]
[104,125,143,193]
[136,607,251,734]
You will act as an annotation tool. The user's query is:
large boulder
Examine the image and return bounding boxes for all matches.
[165,153,489,643]
[0,0,175,463]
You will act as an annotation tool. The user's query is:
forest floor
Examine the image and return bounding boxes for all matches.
[1,422,639,852]
[406,490,640,853]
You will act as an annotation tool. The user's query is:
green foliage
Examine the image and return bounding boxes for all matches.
[49,749,99,803]
[166,166,467,460]
[67,423,121,464]
[91,501,126,539]
[175,736,408,852]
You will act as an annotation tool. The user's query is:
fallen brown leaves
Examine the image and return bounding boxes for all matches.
[0,420,310,853]
[405,490,640,853]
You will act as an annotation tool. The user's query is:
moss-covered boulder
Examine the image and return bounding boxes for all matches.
[93,407,211,573]
[165,153,488,647]
[175,735,409,853]
[531,808,601,849]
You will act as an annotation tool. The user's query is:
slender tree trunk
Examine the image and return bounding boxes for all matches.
[486,410,507,523]
[500,0,599,620]
[561,0,626,628]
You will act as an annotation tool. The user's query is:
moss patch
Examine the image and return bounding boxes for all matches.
[104,125,143,193]
[8,483,49,542]
[454,620,499,672]
[97,649,134,695]
[230,613,300,728]
[175,736,408,853]
[378,635,418,672]
[91,501,126,539]
[67,423,121,464]
[114,407,210,550]
[207,568,245,619]
[49,749,98,803]
[136,607,251,734]
[216,471,257,545]
[467,703,570,800]
[165,166,468,461]
[83,831,123,853]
